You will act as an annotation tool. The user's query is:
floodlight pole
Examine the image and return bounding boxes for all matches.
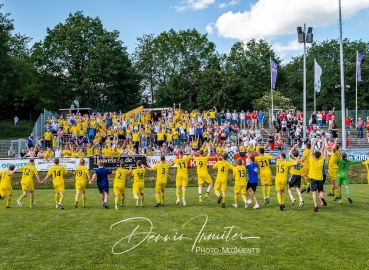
[303,23,307,141]
[339,0,346,150]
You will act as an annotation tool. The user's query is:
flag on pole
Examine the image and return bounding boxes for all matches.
[314,61,322,92]
[358,52,364,82]
[270,59,278,90]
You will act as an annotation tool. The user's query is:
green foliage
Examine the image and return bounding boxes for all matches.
[253,91,295,111]
[31,11,142,112]
[0,120,33,139]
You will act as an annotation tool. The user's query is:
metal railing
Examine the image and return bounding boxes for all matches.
[32,109,60,139]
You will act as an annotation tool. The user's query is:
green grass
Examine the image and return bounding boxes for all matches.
[1,183,369,270]
[0,120,33,139]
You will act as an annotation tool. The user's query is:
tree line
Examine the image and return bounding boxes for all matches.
[1,6,368,120]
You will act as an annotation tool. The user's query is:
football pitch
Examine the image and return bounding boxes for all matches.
[1,185,369,270]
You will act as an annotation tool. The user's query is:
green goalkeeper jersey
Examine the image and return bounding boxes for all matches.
[337,159,362,177]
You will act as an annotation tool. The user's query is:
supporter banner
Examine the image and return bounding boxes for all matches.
[0,158,90,172]
[148,155,176,167]
[345,151,368,161]
[90,156,148,170]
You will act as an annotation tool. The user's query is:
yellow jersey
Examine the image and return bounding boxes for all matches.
[114,168,130,184]
[47,165,68,184]
[233,166,247,186]
[194,156,209,175]
[308,155,324,180]
[289,158,302,175]
[152,163,173,183]
[214,161,234,182]
[75,165,89,181]
[19,165,38,183]
[132,168,146,183]
[0,170,13,187]
[255,155,273,172]
[174,155,191,175]
[363,160,369,181]
[275,160,293,182]
[86,147,94,156]
[329,150,340,169]
[302,149,311,168]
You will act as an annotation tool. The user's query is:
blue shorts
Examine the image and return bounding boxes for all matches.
[345,126,350,131]
[98,184,109,194]
[258,119,263,124]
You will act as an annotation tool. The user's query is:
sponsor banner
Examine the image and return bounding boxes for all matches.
[345,151,368,161]
[0,159,30,170]
[91,156,148,170]
[148,155,176,167]
[187,154,221,168]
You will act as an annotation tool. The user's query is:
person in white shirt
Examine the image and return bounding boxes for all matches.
[232,110,238,125]
[226,110,232,122]
[54,146,62,158]
[239,110,246,129]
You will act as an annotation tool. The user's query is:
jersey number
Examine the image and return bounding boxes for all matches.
[260,160,268,168]
[24,168,30,176]
[294,164,300,170]
[220,166,225,173]
[179,162,186,169]
[137,172,144,179]
[53,170,61,177]
[238,170,245,178]
[76,170,83,177]
[162,168,166,174]
[199,161,203,168]
[277,165,285,173]
[117,172,122,179]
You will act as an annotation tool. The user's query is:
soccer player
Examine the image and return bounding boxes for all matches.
[363,155,369,185]
[89,160,113,209]
[193,142,213,204]
[41,158,72,210]
[255,148,273,204]
[327,138,341,200]
[0,165,18,208]
[74,159,91,208]
[113,162,130,210]
[287,144,304,208]
[150,155,173,207]
[336,152,361,204]
[309,137,327,212]
[300,142,311,193]
[232,159,247,209]
[16,159,41,208]
[174,150,191,206]
[130,160,147,207]
[213,152,234,208]
[275,153,298,211]
[245,155,260,209]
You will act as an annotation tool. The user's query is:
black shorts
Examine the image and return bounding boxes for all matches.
[282,127,287,132]
[118,135,124,140]
[246,182,258,192]
[310,179,324,192]
[288,175,301,188]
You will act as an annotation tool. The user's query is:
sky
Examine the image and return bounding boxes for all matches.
[2,0,369,63]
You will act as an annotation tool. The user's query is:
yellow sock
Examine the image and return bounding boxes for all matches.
[241,194,247,201]
[215,189,220,197]
[82,195,86,207]
[121,196,124,206]
[222,194,226,203]
[161,193,164,204]
[140,195,144,205]
[277,193,281,204]
[75,194,79,202]
[59,196,64,203]
[176,189,180,200]
[335,189,340,197]
[156,193,161,203]
[234,194,239,204]
[19,195,25,201]
[267,185,271,197]
[55,194,59,205]
[115,197,118,204]
[281,193,285,204]
[182,189,186,199]
[331,186,335,194]
[134,193,139,200]
[30,198,34,207]
[6,196,12,207]
[262,186,266,197]
[306,177,310,186]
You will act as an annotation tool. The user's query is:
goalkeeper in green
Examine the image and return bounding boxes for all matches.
[336,152,361,204]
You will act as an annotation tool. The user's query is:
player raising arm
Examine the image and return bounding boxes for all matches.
[17,159,41,208]
[113,162,130,210]
[287,144,304,208]
[327,138,341,200]
[193,142,213,204]
[213,152,234,208]
[0,165,19,208]
[89,160,114,209]
[255,148,273,204]
[130,160,147,207]
[74,159,91,208]
[245,155,260,209]
[174,150,192,206]
[232,159,248,209]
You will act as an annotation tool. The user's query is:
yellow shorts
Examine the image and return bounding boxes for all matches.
[260,170,272,185]
[155,181,166,193]
[53,182,65,193]
[133,182,144,194]
[301,167,309,177]
[275,179,287,191]
[198,173,213,186]
[214,180,227,192]
[75,180,86,191]
[328,168,338,180]
[176,174,188,187]
[0,186,12,197]
[114,184,125,196]
[234,184,246,194]
[21,181,34,191]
